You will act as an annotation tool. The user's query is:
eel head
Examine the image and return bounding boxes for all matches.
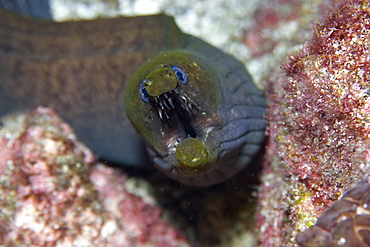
[125,49,264,186]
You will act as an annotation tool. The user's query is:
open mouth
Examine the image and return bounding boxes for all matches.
[149,88,216,174]
[179,114,197,138]
[152,87,201,140]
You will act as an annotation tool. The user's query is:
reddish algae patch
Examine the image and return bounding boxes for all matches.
[258,0,370,246]
[0,107,192,247]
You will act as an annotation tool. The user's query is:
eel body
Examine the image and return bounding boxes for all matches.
[0,10,266,186]
[0,10,185,167]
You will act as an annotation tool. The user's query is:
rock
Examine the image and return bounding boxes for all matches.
[0,106,191,247]
[258,0,370,246]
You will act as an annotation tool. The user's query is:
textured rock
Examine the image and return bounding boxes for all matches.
[296,181,370,247]
[0,106,191,247]
[258,0,370,246]
[3,0,369,246]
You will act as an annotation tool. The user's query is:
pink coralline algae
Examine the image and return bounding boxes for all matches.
[0,106,191,247]
[281,0,370,207]
[258,0,370,246]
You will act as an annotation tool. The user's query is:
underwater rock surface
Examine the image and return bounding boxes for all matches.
[296,181,370,247]
[259,0,370,246]
[0,107,191,246]
[1,0,369,246]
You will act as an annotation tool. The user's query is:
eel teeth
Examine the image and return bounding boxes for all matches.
[167,96,175,108]
[175,91,199,116]
[158,109,163,120]
[152,87,202,125]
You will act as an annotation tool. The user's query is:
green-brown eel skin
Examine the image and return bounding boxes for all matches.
[0,10,266,186]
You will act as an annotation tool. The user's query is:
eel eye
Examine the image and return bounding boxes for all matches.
[172,66,187,84]
[139,80,149,102]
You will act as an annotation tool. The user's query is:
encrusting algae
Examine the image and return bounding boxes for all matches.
[258,0,370,246]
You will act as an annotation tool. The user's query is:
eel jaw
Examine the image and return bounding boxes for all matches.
[149,87,215,175]
[175,137,213,174]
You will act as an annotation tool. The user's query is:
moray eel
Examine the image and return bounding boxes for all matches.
[125,49,266,185]
[0,9,266,186]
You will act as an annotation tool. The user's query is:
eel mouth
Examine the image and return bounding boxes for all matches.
[150,87,214,174]
[153,88,198,122]
[179,114,197,138]
[152,87,201,136]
